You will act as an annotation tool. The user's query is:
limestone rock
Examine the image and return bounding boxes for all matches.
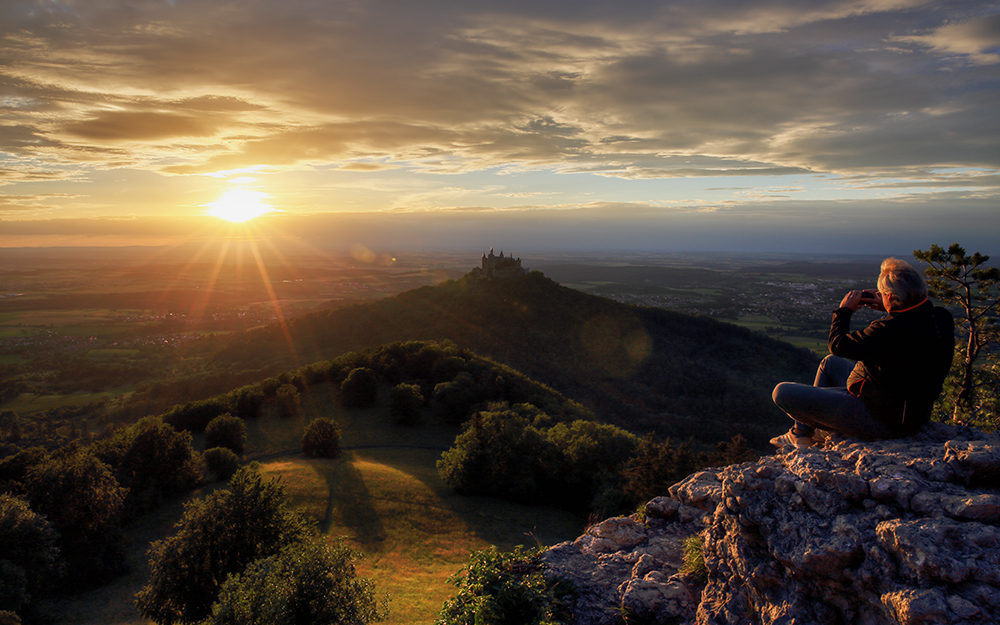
[542,422,1000,624]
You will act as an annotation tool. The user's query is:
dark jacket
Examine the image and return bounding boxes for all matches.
[829,300,954,435]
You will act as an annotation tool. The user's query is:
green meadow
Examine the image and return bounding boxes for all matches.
[37,382,586,625]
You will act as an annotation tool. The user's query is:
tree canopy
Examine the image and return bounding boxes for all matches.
[135,465,313,625]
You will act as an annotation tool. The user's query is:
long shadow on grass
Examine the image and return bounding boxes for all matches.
[317,454,387,550]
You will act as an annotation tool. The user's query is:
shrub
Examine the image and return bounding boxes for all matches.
[207,538,387,625]
[203,447,240,481]
[205,414,246,454]
[389,383,423,426]
[432,373,479,425]
[275,384,301,419]
[436,410,547,503]
[233,387,265,420]
[436,546,566,625]
[301,418,341,459]
[135,465,313,625]
[341,368,378,408]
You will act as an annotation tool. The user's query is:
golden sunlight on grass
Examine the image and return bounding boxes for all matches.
[207,189,273,222]
[262,450,584,625]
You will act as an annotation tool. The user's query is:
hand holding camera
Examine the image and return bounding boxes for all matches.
[858,289,886,312]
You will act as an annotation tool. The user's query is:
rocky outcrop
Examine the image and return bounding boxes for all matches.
[542,422,1000,624]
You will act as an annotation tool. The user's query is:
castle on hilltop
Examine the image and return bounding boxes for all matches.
[474,247,527,278]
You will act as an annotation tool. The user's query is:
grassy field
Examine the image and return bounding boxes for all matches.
[36,383,586,625]
[5,390,120,415]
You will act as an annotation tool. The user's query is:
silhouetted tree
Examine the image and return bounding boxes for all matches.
[275,384,301,418]
[0,494,63,614]
[432,373,479,425]
[0,447,48,496]
[340,368,378,408]
[205,414,246,454]
[301,418,341,459]
[620,434,697,506]
[203,447,240,482]
[389,383,423,426]
[24,453,127,587]
[233,387,265,420]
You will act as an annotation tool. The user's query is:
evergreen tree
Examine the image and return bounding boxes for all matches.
[914,243,1000,425]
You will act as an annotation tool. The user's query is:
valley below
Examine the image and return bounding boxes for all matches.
[0,245,901,624]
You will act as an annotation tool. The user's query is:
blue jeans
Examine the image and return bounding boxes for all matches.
[772,355,896,440]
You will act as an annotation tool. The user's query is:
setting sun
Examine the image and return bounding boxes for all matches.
[208,189,273,222]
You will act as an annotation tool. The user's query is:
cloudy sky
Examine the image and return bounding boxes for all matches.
[1,0,998,255]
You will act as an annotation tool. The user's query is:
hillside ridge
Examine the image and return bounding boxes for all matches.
[212,271,818,446]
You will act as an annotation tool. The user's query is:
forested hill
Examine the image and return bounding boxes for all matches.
[211,271,819,447]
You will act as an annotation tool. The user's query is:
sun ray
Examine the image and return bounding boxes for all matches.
[191,235,233,323]
[247,237,301,367]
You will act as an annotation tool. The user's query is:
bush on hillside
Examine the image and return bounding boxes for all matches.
[275,384,301,418]
[437,409,547,503]
[233,387,265,420]
[135,465,313,625]
[436,546,566,625]
[341,368,378,408]
[203,447,240,482]
[207,538,387,625]
[205,413,246,454]
[163,396,232,433]
[432,373,480,425]
[437,404,644,513]
[389,383,423,426]
[302,418,341,459]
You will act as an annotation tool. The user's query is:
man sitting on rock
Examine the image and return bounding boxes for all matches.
[770,258,954,448]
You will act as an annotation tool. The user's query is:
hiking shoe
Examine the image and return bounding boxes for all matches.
[769,430,815,449]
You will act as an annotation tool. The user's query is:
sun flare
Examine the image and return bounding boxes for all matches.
[208,189,272,222]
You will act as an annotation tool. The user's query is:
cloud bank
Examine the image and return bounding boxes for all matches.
[0,0,997,252]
